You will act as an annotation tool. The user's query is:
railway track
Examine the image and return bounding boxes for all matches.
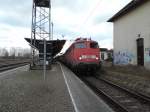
[80,75,150,112]
[0,60,30,72]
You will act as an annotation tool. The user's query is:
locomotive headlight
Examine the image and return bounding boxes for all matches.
[96,57,99,60]
[79,57,82,60]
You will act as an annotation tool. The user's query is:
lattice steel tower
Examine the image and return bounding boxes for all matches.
[31,0,51,65]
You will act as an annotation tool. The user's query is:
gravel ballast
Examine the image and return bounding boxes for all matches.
[98,64,150,97]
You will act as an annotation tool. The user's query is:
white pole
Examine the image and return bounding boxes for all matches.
[43,38,46,81]
[51,22,53,40]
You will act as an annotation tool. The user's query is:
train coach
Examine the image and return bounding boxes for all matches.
[62,38,101,73]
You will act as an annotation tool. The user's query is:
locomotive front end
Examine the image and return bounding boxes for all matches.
[73,39,101,72]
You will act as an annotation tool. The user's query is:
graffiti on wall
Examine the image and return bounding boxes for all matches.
[145,48,150,62]
[114,51,134,65]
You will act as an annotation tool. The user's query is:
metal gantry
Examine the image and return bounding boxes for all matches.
[31,0,51,66]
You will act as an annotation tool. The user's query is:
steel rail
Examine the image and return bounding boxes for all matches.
[80,76,129,112]
[0,62,30,72]
[96,76,150,103]
[80,75,150,112]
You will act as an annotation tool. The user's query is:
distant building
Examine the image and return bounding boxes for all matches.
[108,0,150,69]
[107,49,113,61]
[100,48,108,61]
[100,48,113,61]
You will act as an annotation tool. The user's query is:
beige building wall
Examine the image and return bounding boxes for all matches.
[113,1,150,69]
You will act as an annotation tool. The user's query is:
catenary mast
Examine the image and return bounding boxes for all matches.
[31,0,51,66]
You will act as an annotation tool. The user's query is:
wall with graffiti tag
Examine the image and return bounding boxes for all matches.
[145,48,150,62]
[114,51,135,65]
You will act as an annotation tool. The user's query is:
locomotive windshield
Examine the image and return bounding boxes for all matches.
[90,42,99,48]
[75,43,86,48]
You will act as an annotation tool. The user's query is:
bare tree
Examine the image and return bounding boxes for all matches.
[0,48,9,58]
[0,47,31,59]
[10,47,16,59]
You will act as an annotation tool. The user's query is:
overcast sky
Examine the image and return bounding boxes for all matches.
[0,0,131,49]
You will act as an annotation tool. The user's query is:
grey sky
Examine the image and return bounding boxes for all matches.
[0,0,131,49]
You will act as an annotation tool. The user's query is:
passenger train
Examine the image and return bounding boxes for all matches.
[60,38,101,73]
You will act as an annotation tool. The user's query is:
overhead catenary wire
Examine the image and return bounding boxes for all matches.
[78,0,103,34]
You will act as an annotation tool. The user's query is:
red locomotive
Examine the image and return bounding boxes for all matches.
[62,38,101,73]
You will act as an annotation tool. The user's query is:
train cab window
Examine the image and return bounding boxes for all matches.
[90,42,99,48]
[75,43,86,48]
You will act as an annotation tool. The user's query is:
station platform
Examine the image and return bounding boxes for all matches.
[0,63,114,112]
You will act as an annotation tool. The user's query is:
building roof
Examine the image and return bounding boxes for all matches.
[25,38,66,57]
[108,0,149,22]
[100,48,108,52]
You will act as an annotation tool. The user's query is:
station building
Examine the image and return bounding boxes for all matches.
[108,0,150,69]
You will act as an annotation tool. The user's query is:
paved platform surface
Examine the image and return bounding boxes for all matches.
[59,63,114,112]
[0,63,114,112]
[0,64,74,112]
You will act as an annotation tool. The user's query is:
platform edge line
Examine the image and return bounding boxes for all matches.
[58,62,79,112]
